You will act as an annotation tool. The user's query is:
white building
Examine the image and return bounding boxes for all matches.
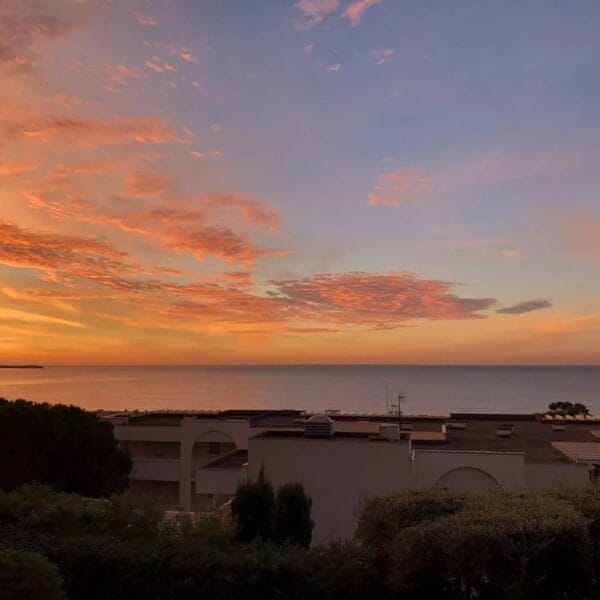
[109,410,594,541]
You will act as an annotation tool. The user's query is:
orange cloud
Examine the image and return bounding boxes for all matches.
[26,193,284,266]
[10,116,182,145]
[368,169,430,206]
[341,0,382,27]
[123,172,174,197]
[271,271,496,327]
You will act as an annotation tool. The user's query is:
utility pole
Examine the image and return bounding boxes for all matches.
[385,381,389,415]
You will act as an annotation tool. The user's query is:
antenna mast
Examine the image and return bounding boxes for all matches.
[390,392,406,421]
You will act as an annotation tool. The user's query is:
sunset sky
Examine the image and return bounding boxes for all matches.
[1,0,599,365]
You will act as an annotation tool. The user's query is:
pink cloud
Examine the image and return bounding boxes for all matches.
[145,56,177,73]
[368,169,430,206]
[369,48,395,65]
[294,0,339,28]
[100,64,147,86]
[341,0,382,26]
[132,11,158,27]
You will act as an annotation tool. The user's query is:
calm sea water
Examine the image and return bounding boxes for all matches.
[0,365,599,415]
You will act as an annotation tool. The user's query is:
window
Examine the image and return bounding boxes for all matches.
[208,442,221,456]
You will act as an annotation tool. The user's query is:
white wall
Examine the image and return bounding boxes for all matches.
[248,436,413,542]
[413,450,527,490]
[525,462,590,491]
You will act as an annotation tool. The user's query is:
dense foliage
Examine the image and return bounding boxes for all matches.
[0,399,131,496]
[547,401,590,416]
[0,549,66,600]
[231,466,276,542]
[5,484,600,598]
[232,470,314,546]
[275,482,314,547]
[0,485,375,600]
[358,488,594,599]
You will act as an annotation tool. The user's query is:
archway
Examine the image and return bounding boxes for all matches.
[192,430,236,462]
[436,467,500,492]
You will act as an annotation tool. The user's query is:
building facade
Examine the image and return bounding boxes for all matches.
[109,410,594,541]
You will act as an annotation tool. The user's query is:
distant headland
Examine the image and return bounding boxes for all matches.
[0,365,44,369]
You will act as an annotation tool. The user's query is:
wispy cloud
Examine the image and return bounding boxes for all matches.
[369,48,395,65]
[0,1,71,77]
[294,0,339,29]
[341,0,382,27]
[496,299,552,315]
[145,56,177,73]
[132,11,158,27]
[368,169,430,206]
[8,116,182,146]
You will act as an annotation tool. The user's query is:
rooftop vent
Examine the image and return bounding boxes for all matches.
[497,424,514,438]
[446,421,467,430]
[305,414,334,437]
[552,424,566,432]
[399,423,414,431]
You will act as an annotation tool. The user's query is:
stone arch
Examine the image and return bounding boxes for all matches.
[192,430,237,461]
[435,467,501,492]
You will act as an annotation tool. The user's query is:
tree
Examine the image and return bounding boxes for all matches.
[547,401,590,417]
[275,482,313,547]
[0,399,131,497]
[231,465,275,542]
[0,550,66,600]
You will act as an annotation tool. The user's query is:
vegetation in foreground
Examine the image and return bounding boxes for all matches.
[3,484,600,599]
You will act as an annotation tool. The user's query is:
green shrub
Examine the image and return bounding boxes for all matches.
[360,491,592,599]
[232,466,275,543]
[356,487,467,548]
[275,482,313,547]
[0,549,66,600]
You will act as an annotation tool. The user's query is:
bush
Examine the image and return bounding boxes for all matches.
[356,487,467,548]
[358,489,592,599]
[232,466,275,543]
[0,549,66,600]
[275,482,313,547]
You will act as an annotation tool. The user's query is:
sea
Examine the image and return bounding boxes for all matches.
[0,365,599,416]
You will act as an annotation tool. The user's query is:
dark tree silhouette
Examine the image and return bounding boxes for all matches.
[547,401,590,417]
[275,482,313,547]
[231,465,275,542]
[0,399,131,496]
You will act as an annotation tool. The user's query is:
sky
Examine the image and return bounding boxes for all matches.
[0,0,599,365]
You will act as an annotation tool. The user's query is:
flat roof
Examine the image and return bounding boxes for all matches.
[417,418,600,464]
